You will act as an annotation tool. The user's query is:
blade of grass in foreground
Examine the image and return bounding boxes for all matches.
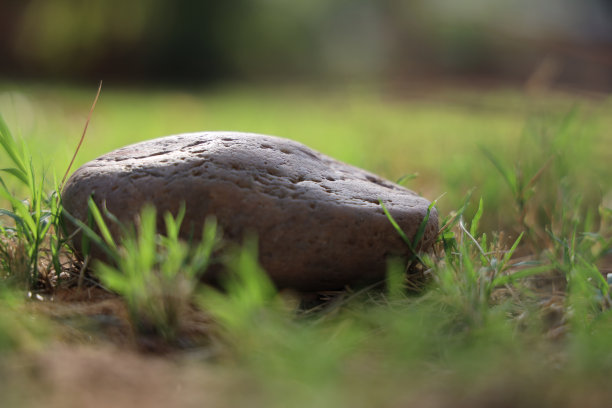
[61,209,119,263]
[0,115,28,185]
[87,196,117,251]
[378,198,436,263]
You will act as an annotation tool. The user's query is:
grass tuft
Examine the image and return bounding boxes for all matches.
[94,204,220,343]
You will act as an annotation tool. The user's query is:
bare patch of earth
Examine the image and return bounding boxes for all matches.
[1,344,242,408]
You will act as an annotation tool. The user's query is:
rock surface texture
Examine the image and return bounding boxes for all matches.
[62,132,438,291]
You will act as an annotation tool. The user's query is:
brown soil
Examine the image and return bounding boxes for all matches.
[1,286,238,408]
[2,345,235,408]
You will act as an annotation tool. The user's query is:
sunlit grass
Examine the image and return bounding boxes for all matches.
[3,83,609,228]
[0,82,611,406]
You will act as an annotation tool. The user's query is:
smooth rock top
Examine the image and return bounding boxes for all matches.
[62,132,438,291]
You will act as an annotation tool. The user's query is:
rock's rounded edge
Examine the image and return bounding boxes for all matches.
[62,132,439,291]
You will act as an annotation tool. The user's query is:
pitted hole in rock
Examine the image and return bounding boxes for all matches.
[190,159,206,168]
[294,146,318,160]
[253,174,271,186]
[365,175,394,189]
[235,178,252,189]
[130,173,147,181]
[147,170,166,178]
[181,140,208,150]
[260,143,274,150]
[111,156,129,162]
[268,188,289,200]
[191,169,203,177]
[267,167,284,177]
[139,150,169,159]
[280,148,292,155]
[289,175,306,184]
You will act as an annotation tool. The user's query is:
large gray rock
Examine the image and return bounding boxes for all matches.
[62,132,438,291]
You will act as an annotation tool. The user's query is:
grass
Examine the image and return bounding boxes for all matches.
[0,82,611,407]
[0,113,61,290]
[94,204,220,343]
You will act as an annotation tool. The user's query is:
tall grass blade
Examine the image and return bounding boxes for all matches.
[412,200,436,249]
[61,209,119,263]
[378,199,412,249]
[0,114,28,181]
[0,168,28,186]
[396,173,418,186]
[499,232,524,272]
[470,198,484,237]
[480,146,517,195]
[87,196,117,250]
[60,81,102,191]
[437,188,474,237]
[492,265,551,287]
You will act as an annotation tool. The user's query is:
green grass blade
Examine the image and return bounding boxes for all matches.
[0,209,27,232]
[499,232,524,272]
[480,146,518,195]
[87,197,117,250]
[61,208,119,263]
[378,199,411,248]
[163,203,185,241]
[492,265,550,286]
[0,191,36,236]
[437,188,474,237]
[191,216,219,277]
[396,173,418,186]
[379,199,426,264]
[0,168,28,186]
[470,198,484,237]
[0,115,28,180]
[412,200,436,249]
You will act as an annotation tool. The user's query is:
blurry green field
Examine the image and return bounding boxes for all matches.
[2,82,610,232]
[1,82,612,408]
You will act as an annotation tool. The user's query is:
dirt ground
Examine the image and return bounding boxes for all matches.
[0,287,220,407]
[3,346,235,408]
[2,265,612,408]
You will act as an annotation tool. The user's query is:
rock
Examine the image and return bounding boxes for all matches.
[62,132,438,291]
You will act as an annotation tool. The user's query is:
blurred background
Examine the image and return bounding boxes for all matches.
[0,0,611,233]
[1,0,611,91]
